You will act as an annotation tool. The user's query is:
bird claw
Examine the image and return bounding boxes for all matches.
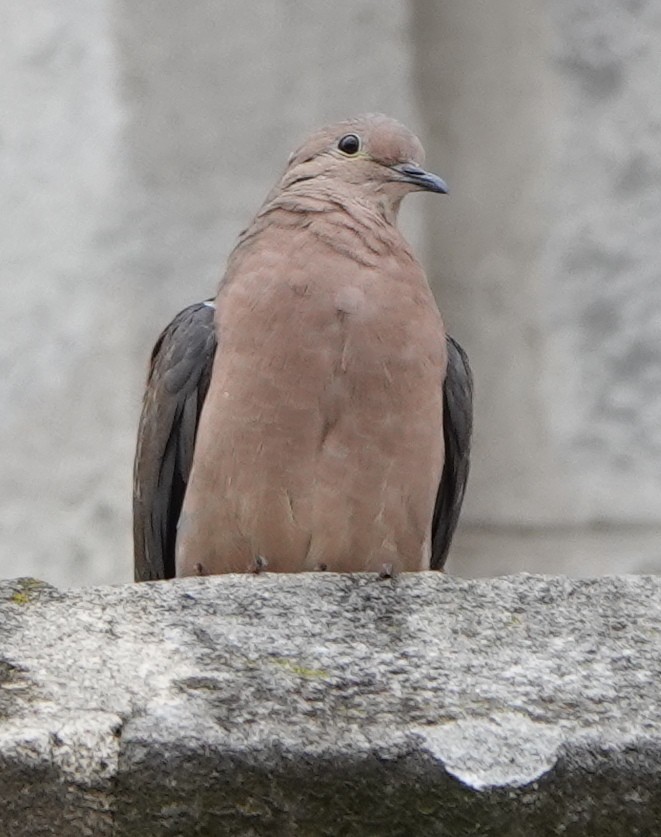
[252,555,268,574]
[193,562,208,576]
[378,563,395,579]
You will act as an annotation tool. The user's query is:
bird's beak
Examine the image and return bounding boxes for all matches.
[393,163,448,194]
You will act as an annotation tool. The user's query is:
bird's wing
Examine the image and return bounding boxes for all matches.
[430,336,473,570]
[133,301,217,581]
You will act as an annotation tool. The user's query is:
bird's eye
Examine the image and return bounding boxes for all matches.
[338,134,361,155]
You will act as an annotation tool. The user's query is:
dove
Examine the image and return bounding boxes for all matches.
[133,114,472,579]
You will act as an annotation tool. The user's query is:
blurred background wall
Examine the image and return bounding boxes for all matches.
[2,1,660,587]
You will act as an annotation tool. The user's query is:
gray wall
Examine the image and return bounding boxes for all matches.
[2,1,660,586]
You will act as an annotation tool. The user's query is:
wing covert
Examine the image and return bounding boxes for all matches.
[133,301,217,580]
[430,336,473,570]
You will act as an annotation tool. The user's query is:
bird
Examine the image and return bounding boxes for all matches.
[133,114,472,581]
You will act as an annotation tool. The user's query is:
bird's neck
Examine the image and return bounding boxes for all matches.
[233,186,413,268]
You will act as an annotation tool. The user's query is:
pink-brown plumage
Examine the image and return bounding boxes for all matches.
[175,115,448,575]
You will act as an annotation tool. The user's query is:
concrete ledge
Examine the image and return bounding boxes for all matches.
[0,573,660,835]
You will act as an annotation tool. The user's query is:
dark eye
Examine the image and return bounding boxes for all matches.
[338,134,361,155]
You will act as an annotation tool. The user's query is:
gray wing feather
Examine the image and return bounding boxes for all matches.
[133,302,216,581]
[430,336,473,570]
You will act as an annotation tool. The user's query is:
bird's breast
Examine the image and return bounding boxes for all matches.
[176,229,446,576]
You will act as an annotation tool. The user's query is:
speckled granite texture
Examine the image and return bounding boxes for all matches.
[1,573,660,835]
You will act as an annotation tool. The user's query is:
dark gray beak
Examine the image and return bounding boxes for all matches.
[394,163,448,194]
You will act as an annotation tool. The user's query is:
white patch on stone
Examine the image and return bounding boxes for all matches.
[415,713,564,790]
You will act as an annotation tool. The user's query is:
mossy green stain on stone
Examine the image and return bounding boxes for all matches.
[271,657,329,679]
[7,578,51,606]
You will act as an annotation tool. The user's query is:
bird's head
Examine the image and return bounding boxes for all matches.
[279,114,448,222]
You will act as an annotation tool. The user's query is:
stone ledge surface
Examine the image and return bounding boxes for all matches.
[0,573,660,836]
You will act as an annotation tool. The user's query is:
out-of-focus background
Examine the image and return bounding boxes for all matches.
[2,1,660,587]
